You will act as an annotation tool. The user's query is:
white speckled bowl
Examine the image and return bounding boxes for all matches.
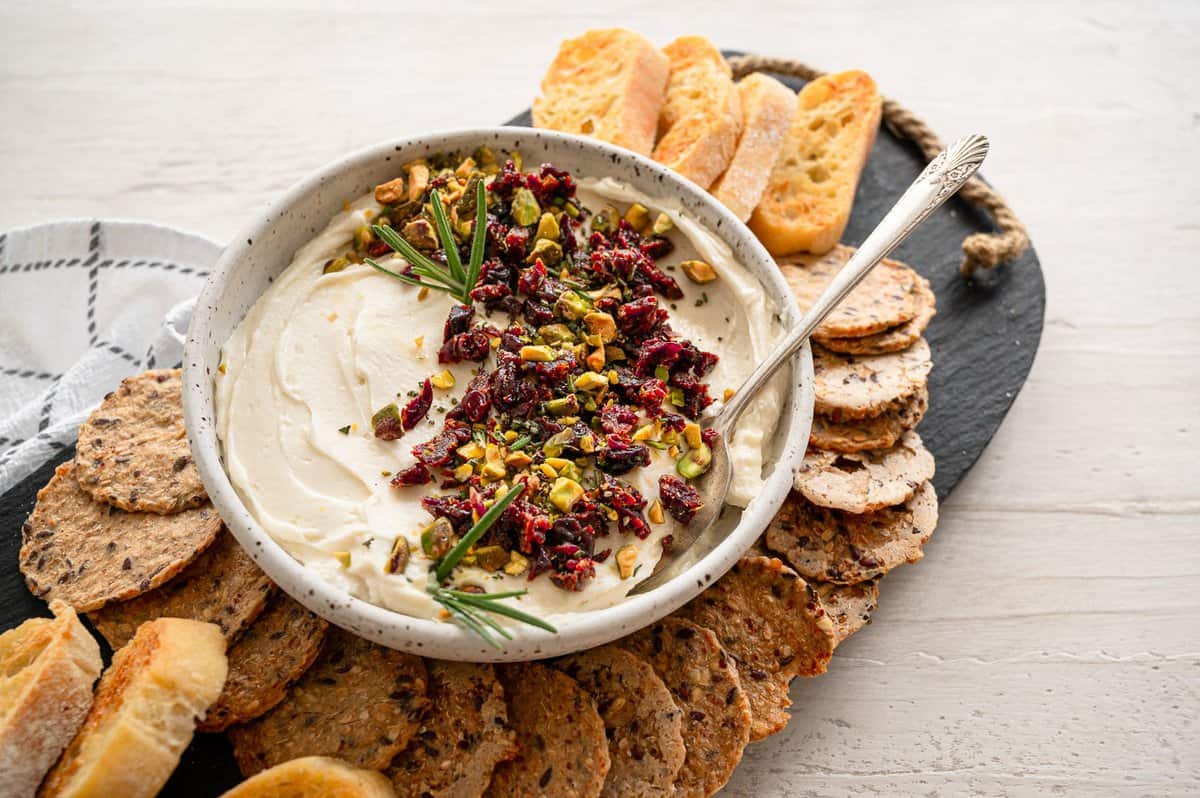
[183,127,812,662]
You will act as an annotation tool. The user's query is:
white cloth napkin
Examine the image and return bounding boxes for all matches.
[0,220,221,495]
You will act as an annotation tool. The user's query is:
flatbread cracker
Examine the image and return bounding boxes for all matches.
[796,431,935,514]
[74,369,207,514]
[556,645,686,798]
[620,617,751,798]
[199,594,329,732]
[817,274,936,355]
[389,661,516,798]
[766,482,939,584]
[89,529,275,649]
[487,662,610,798]
[19,461,221,613]
[813,338,932,421]
[809,387,928,453]
[229,627,428,776]
[781,246,919,338]
[677,556,835,741]
[815,580,880,645]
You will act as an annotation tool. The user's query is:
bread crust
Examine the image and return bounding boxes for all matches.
[749,70,882,255]
[217,756,395,798]
[652,36,742,189]
[0,601,102,798]
[533,28,669,156]
[37,618,227,798]
[710,73,795,221]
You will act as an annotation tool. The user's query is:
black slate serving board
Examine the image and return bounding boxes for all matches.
[0,66,1044,795]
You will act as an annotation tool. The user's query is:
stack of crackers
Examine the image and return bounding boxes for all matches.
[12,359,935,797]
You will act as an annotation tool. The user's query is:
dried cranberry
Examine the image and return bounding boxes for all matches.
[637,378,669,415]
[669,373,713,417]
[639,235,674,260]
[488,160,525,201]
[659,475,704,524]
[469,282,512,307]
[421,494,474,533]
[526,164,577,204]
[390,462,431,487]
[456,373,492,423]
[550,557,595,591]
[502,226,531,259]
[517,258,547,296]
[439,328,494,364]
[596,434,650,475]
[366,238,391,258]
[400,378,433,431]
[520,298,555,326]
[412,424,471,468]
[616,296,667,338]
[599,405,640,435]
[443,304,475,341]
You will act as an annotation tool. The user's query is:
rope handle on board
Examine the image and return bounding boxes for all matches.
[727,53,1030,278]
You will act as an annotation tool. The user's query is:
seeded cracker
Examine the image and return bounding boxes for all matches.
[812,338,932,421]
[620,617,751,798]
[810,387,928,453]
[796,430,935,514]
[816,274,936,355]
[89,529,275,649]
[780,245,919,338]
[677,557,835,741]
[229,627,428,776]
[487,662,610,798]
[389,661,517,798]
[74,369,208,514]
[815,580,880,645]
[199,594,329,732]
[555,645,686,798]
[19,462,221,613]
[766,481,939,584]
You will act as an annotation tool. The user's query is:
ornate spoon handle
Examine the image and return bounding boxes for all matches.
[714,134,990,437]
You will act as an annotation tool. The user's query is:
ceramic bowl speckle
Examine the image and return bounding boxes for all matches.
[182,127,813,662]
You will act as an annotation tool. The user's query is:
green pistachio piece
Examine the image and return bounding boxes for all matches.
[549,477,585,512]
[677,442,713,479]
[511,187,540,226]
[473,545,510,573]
[534,212,560,243]
[525,238,562,266]
[420,517,458,558]
[538,323,575,345]
[556,291,591,320]
[545,395,580,416]
[591,205,620,234]
[652,213,674,235]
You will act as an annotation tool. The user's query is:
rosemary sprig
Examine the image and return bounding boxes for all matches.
[365,180,488,304]
[435,481,525,581]
[429,586,557,649]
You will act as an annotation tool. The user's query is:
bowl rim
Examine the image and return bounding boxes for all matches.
[183,125,813,661]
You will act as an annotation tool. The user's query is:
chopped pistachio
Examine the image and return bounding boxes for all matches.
[557,292,591,320]
[481,461,507,480]
[647,499,666,525]
[723,387,736,402]
[608,369,620,385]
[454,157,477,179]
[683,422,704,449]
[545,457,573,471]
[549,477,585,511]
[652,213,674,235]
[526,237,563,266]
[586,347,606,372]
[605,346,626,363]
[616,545,639,579]
[457,441,485,460]
[534,212,560,243]
[371,403,403,440]
[583,311,617,343]
[374,177,406,205]
[333,551,351,568]
[453,463,474,482]
[591,205,620,233]
[402,217,438,249]
[578,433,596,453]
[420,518,457,558]
[520,345,555,362]
[680,259,718,284]
[677,441,713,478]
[503,430,519,443]
[504,550,530,576]
[511,187,540,226]
[538,323,575,345]
[322,256,349,274]
[354,226,374,250]
[545,395,579,416]
[406,162,430,202]
[632,423,658,442]
[473,545,510,572]
[624,203,652,234]
[217,361,228,375]
[538,463,558,480]
[505,451,533,468]
[574,371,609,392]
[430,370,455,390]
[542,428,575,457]
[668,387,686,407]
[417,285,430,301]
[384,537,409,574]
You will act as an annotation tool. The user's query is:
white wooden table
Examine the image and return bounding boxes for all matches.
[2,2,1197,795]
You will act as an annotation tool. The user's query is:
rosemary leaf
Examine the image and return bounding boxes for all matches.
[428,189,467,286]
[467,180,487,292]
[452,593,557,633]
[435,482,526,581]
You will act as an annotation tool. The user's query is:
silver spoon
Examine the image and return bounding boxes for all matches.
[633,133,990,594]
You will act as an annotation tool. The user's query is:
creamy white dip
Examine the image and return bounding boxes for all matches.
[215,177,784,622]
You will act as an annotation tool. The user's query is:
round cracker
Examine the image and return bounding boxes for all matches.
[816,274,936,355]
[796,431,936,514]
[488,662,610,798]
[619,617,751,798]
[815,580,880,645]
[555,645,686,798]
[766,482,939,585]
[19,461,221,613]
[677,556,835,741]
[199,594,329,732]
[389,661,516,798]
[812,338,932,421]
[74,369,207,514]
[88,529,275,649]
[780,245,919,338]
[810,387,928,453]
[229,627,429,776]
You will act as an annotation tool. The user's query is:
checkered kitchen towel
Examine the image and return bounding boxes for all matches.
[0,220,221,495]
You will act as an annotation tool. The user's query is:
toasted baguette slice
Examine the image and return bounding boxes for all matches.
[38,618,227,798]
[217,756,394,798]
[533,28,669,156]
[749,70,882,255]
[0,601,102,798]
[710,73,796,221]
[652,36,742,188]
